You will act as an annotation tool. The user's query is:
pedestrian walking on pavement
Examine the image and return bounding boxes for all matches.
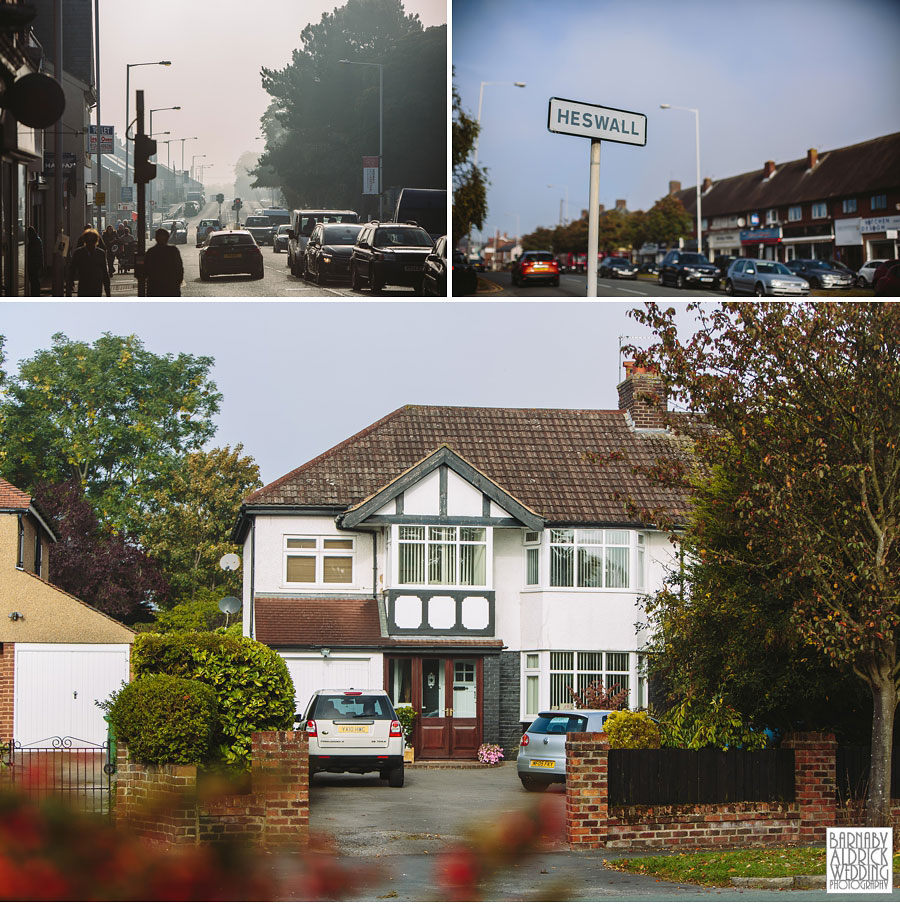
[103,225,117,274]
[65,229,111,297]
[144,227,184,297]
[26,226,43,297]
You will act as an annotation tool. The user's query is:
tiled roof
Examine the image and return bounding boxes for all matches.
[255,599,387,647]
[0,478,33,509]
[254,598,504,649]
[674,132,900,216]
[245,405,692,526]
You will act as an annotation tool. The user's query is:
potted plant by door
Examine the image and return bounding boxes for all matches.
[395,706,417,763]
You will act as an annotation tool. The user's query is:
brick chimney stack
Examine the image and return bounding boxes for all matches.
[615,199,627,211]
[807,148,818,170]
[701,177,712,193]
[668,180,681,195]
[618,362,667,431]
[763,160,776,178]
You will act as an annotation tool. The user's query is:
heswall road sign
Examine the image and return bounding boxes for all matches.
[547,98,647,146]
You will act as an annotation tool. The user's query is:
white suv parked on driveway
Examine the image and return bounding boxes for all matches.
[302,689,405,787]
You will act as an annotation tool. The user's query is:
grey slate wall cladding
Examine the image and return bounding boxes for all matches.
[481,653,500,749]
[499,650,523,759]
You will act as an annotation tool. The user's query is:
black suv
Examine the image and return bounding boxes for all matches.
[658,250,719,289]
[598,256,637,279]
[350,222,434,293]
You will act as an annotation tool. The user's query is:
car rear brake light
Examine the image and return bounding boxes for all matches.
[344,691,362,696]
[390,720,402,737]
[377,755,389,759]
[520,733,529,747]
[306,719,317,737]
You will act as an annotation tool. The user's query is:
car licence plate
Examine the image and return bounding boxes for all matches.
[224,253,242,259]
[700,276,713,281]
[529,759,555,768]
[337,725,370,734]
[532,265,548,270]
[404,265,424,271]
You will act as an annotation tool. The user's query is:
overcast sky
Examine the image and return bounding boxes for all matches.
[453,0,900,243]
[1,302,697,487]
[99,0,446,190]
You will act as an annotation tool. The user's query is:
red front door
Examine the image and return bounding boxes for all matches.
[389,656,482,759]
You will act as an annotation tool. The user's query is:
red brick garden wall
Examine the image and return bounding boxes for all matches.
[0,643,14,742]
[117,731,309,852]
[565,731,850,851]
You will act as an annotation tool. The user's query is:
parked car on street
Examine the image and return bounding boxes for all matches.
[856,259,887,288]
[517,709,613,791]
[874,261,900,296]
[724,258,810,296]
[199,229,264,281]
[273,224,291,253]
[349,222,433,293]
[637,262,658,276]
[785,259,854,290]
[302,689,404,787]
[422,235,448,296]
[304,222,364,284]
[713,255,738,282]
[658,250,719,289]
[451,247,479,296]
[196,218,222,245]
[598,256,637,280]
[511,251,560,287]
[288,209,358,277]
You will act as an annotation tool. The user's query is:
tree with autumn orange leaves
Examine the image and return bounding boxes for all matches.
[629,302,899,829]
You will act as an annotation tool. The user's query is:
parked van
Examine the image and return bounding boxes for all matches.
[261,207,291,227]
[288,208,358,277]
[393,188,446,241]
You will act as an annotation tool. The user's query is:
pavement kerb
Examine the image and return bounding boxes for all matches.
[730,874,827,890]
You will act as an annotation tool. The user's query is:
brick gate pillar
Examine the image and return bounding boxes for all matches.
[784,731,837,844]
[565,731,609,850]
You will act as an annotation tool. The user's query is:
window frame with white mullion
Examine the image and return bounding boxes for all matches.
[548,650,632,710]
[548,528,632,591]
[393,523,492,589]
[283,535,356,587]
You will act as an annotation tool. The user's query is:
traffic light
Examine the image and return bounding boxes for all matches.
[133,133,157,184]
[216,192,225,204]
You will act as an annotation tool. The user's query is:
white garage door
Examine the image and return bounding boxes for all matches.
[14,643,131,746]
[282,654,378,716]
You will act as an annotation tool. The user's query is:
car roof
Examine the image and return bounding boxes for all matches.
[537,709,613,717]
[311,688,389,696]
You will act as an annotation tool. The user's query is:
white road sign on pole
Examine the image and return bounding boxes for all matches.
[547,97,647,296]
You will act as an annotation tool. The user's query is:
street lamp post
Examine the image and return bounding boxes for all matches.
[148,106,180,158]
[339,59,383,220]
[177,136,198,201]
[547,183,569,226]
[191,153,205,182]
[125,60,171,186]
[660,103,702,256]
[473,81,526,167]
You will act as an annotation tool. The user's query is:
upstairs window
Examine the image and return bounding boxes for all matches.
[788,205,803,222]
[811,202,827,219]
[16,515,24,569]
[397,526,487,586]
[842,198,857,214]
[523,530,540,586]
[871,194,887,211]
[549,529,630,589]
[284,536,354,585]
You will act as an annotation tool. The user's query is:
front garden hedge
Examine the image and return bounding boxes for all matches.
[106,674,219,765]
[132,631,296,771]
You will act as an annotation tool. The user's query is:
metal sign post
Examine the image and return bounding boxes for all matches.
[547,97,647,297]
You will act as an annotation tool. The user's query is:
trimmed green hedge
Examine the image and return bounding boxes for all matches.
[605,710,661,749]
[132,631,296,771]
[107,674,219,764]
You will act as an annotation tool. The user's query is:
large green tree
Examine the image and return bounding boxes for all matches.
[0,333,221,537]
[631,302,900,827]
[256,0,445,214]
[140,445,261,605]
[452,75,487,247]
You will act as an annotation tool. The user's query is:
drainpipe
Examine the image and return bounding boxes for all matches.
[356,527,379,600]
[249,515,256,638]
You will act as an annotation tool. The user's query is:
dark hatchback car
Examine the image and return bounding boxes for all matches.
[422,235,448,296]
[349,222,434,293]
[199,230,264,281]
[785,259,855,290]
[598,256,637,279]
[304,222,364,284]
[511,251,560,287]
[658,250,720,289]
[273,224,291,253]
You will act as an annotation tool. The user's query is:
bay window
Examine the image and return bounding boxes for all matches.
[549,528,630,589]
[284,536,354,585]
[549,651,630,708]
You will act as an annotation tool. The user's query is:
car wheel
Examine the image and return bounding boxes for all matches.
[725,278,735,294]
[755,282,766,297]
[520,776,550,792]
[388,765,404,788]
[370,267,383,293]
[657,272,664,286]
[255,268,264,280]
[315,265,324,285]
[676,273,686,289]
[200,267,209,282]
[856,276,868,288]
[350,264,362,292]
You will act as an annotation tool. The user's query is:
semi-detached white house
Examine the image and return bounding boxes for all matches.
[233,365,690,759]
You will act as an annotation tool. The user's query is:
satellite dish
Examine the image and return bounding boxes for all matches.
[219,553,240,571]
[217,596,241,615]
[736,217,746,228]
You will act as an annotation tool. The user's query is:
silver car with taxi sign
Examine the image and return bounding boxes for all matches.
[517,709,612,791]
[302,688,405,787]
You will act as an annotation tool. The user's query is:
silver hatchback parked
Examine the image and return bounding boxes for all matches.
[725,258,810,296]
[517,709,612,791]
